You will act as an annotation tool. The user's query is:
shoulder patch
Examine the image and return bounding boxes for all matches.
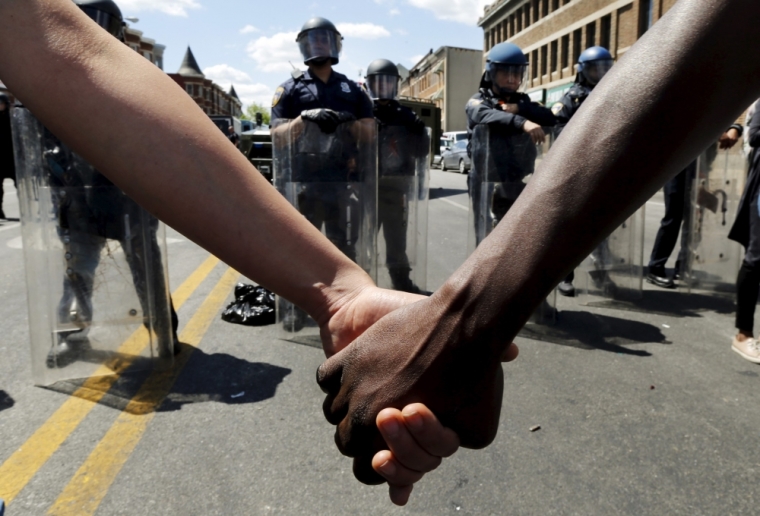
[341,82,351,93]
[551,102,564,115]
[272,86,285,108]
[467,99,483,108]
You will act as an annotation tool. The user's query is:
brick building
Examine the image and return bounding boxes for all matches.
[478,0,675,104]
[399,47,483,133]
[168,47,242,118]
[125,27,165,70]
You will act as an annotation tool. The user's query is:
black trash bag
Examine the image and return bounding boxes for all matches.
[221,283,276,326]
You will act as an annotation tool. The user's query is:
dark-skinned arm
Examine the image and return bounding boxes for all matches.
[318,0,760,484]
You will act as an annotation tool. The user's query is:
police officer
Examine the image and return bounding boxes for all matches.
[271,17,375,330]
[0,93,14,220]
[465,42,556,244]
[646,125,743,289]
[45,0,179,365]
[366,59,428,293]
[552,46,614,297]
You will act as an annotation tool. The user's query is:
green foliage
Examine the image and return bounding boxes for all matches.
[241,102,271,124]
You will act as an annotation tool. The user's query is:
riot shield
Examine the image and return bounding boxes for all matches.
[683,142,747,293]
[578,207,646,305]
[272,119,377,347]
[467,123,556,325]
[376,125,430,293]
[11,108,173,386]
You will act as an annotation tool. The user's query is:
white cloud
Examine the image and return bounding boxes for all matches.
[336,23,391,40]
[406,0,491,25]
[389,8,401,15]
[239,25,259,35]
[203,64,273,109]
[245,31,302,73]
[118,0,201,17]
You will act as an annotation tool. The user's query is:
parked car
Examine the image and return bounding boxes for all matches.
[440,139,471,174]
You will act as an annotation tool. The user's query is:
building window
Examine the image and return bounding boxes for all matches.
[540,45,548,77]
[531,50,539,80]
[524,5,530,29]
[550,40,558,73]
[532,0,539,23]
[600,14,612,49]
[573,29,582,64]
[185,84,192,95]
[586,22,596,48]
[552,0,560,10]
[516,9,522,32]
[561,34,570,69]
[502,19,509,40]
[639,0,654,35]
[542,0,548,18]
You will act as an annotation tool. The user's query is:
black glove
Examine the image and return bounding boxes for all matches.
[301,108,356,134]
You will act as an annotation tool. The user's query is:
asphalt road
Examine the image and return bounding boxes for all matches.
[1,172,758,515]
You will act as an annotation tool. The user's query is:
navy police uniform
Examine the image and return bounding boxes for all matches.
[374,100,428,291]
[466,87,556,243]
[271,69,372,121]
[551,83,590,137]
[271,69,373,261]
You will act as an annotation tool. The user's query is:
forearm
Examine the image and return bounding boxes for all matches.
[438,0,760,346]
[0,0,371,323]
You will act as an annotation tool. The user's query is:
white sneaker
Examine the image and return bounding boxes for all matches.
[732,336,760,364]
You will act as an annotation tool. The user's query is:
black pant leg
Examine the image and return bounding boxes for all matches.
[648,165,690,271]
[736,190,760,333]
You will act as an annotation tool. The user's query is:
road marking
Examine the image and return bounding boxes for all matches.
[437,197,469,211]
[0,255,219,504]
[47,267,239,516]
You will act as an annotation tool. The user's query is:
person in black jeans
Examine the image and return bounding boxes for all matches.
[646,124,743,288]
[729,102,760,362]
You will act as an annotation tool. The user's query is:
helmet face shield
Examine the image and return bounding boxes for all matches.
[298,29,342,64]
[581,59,614,85]
[488,63,527,94]
[80,6,124,39]
[367,75,398,100]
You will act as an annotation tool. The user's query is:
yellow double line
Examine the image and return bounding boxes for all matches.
[0,255,240,515]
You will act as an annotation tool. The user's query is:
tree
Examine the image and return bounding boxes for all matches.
[241,102,271,125]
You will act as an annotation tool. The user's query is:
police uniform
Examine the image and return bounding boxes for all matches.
[271,69,373,261]
[466,86,556,243]
[374,100,428,291]
[551,83,591,137]
[42,124,178,360]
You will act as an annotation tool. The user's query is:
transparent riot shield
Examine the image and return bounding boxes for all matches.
[12,108,173,386]
[467,123,556,325]
[272,119,377,347]
[376,125,430,293]
[578,207,646,306]
[683,142,747,293]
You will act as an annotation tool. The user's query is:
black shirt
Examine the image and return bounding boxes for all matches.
[271,69,373,121]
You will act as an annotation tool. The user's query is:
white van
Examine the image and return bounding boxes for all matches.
[438,131,468,157]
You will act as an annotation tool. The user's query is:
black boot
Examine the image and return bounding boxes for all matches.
[389,268,425,294]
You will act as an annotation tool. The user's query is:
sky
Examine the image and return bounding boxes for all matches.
[117,0,491,111]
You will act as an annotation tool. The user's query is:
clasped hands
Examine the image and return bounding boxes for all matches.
[315,285,519,505]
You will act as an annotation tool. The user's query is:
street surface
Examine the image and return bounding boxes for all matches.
[1,172,758,515]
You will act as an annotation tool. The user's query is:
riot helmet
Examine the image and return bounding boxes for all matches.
[485,42,528,96]
[365,59,400,100]
[73,0,125,40]
[577,46,614,86]
[296,17,342,65]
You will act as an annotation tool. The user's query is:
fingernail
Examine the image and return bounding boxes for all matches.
[379,460,396,476]
[402,410,424,430]
[381,417,400,437]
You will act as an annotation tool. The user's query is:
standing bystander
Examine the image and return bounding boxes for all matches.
[729,101,760,362]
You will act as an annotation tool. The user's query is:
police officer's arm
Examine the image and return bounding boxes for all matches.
[747,110,760,149]
[551,96,575,138]
[465,98,525,134]
[719,122,744,149]
[317,0,760,472]
[518,100,557,127]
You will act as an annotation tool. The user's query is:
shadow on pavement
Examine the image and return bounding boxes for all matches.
[519,310,670,356]
[624,289,735,318]
[42,347,291,414]
[158,348,291,412]
[429,187,467,200]
[0,390,14,412]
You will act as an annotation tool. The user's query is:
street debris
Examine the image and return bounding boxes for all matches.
[529,425,542,432]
